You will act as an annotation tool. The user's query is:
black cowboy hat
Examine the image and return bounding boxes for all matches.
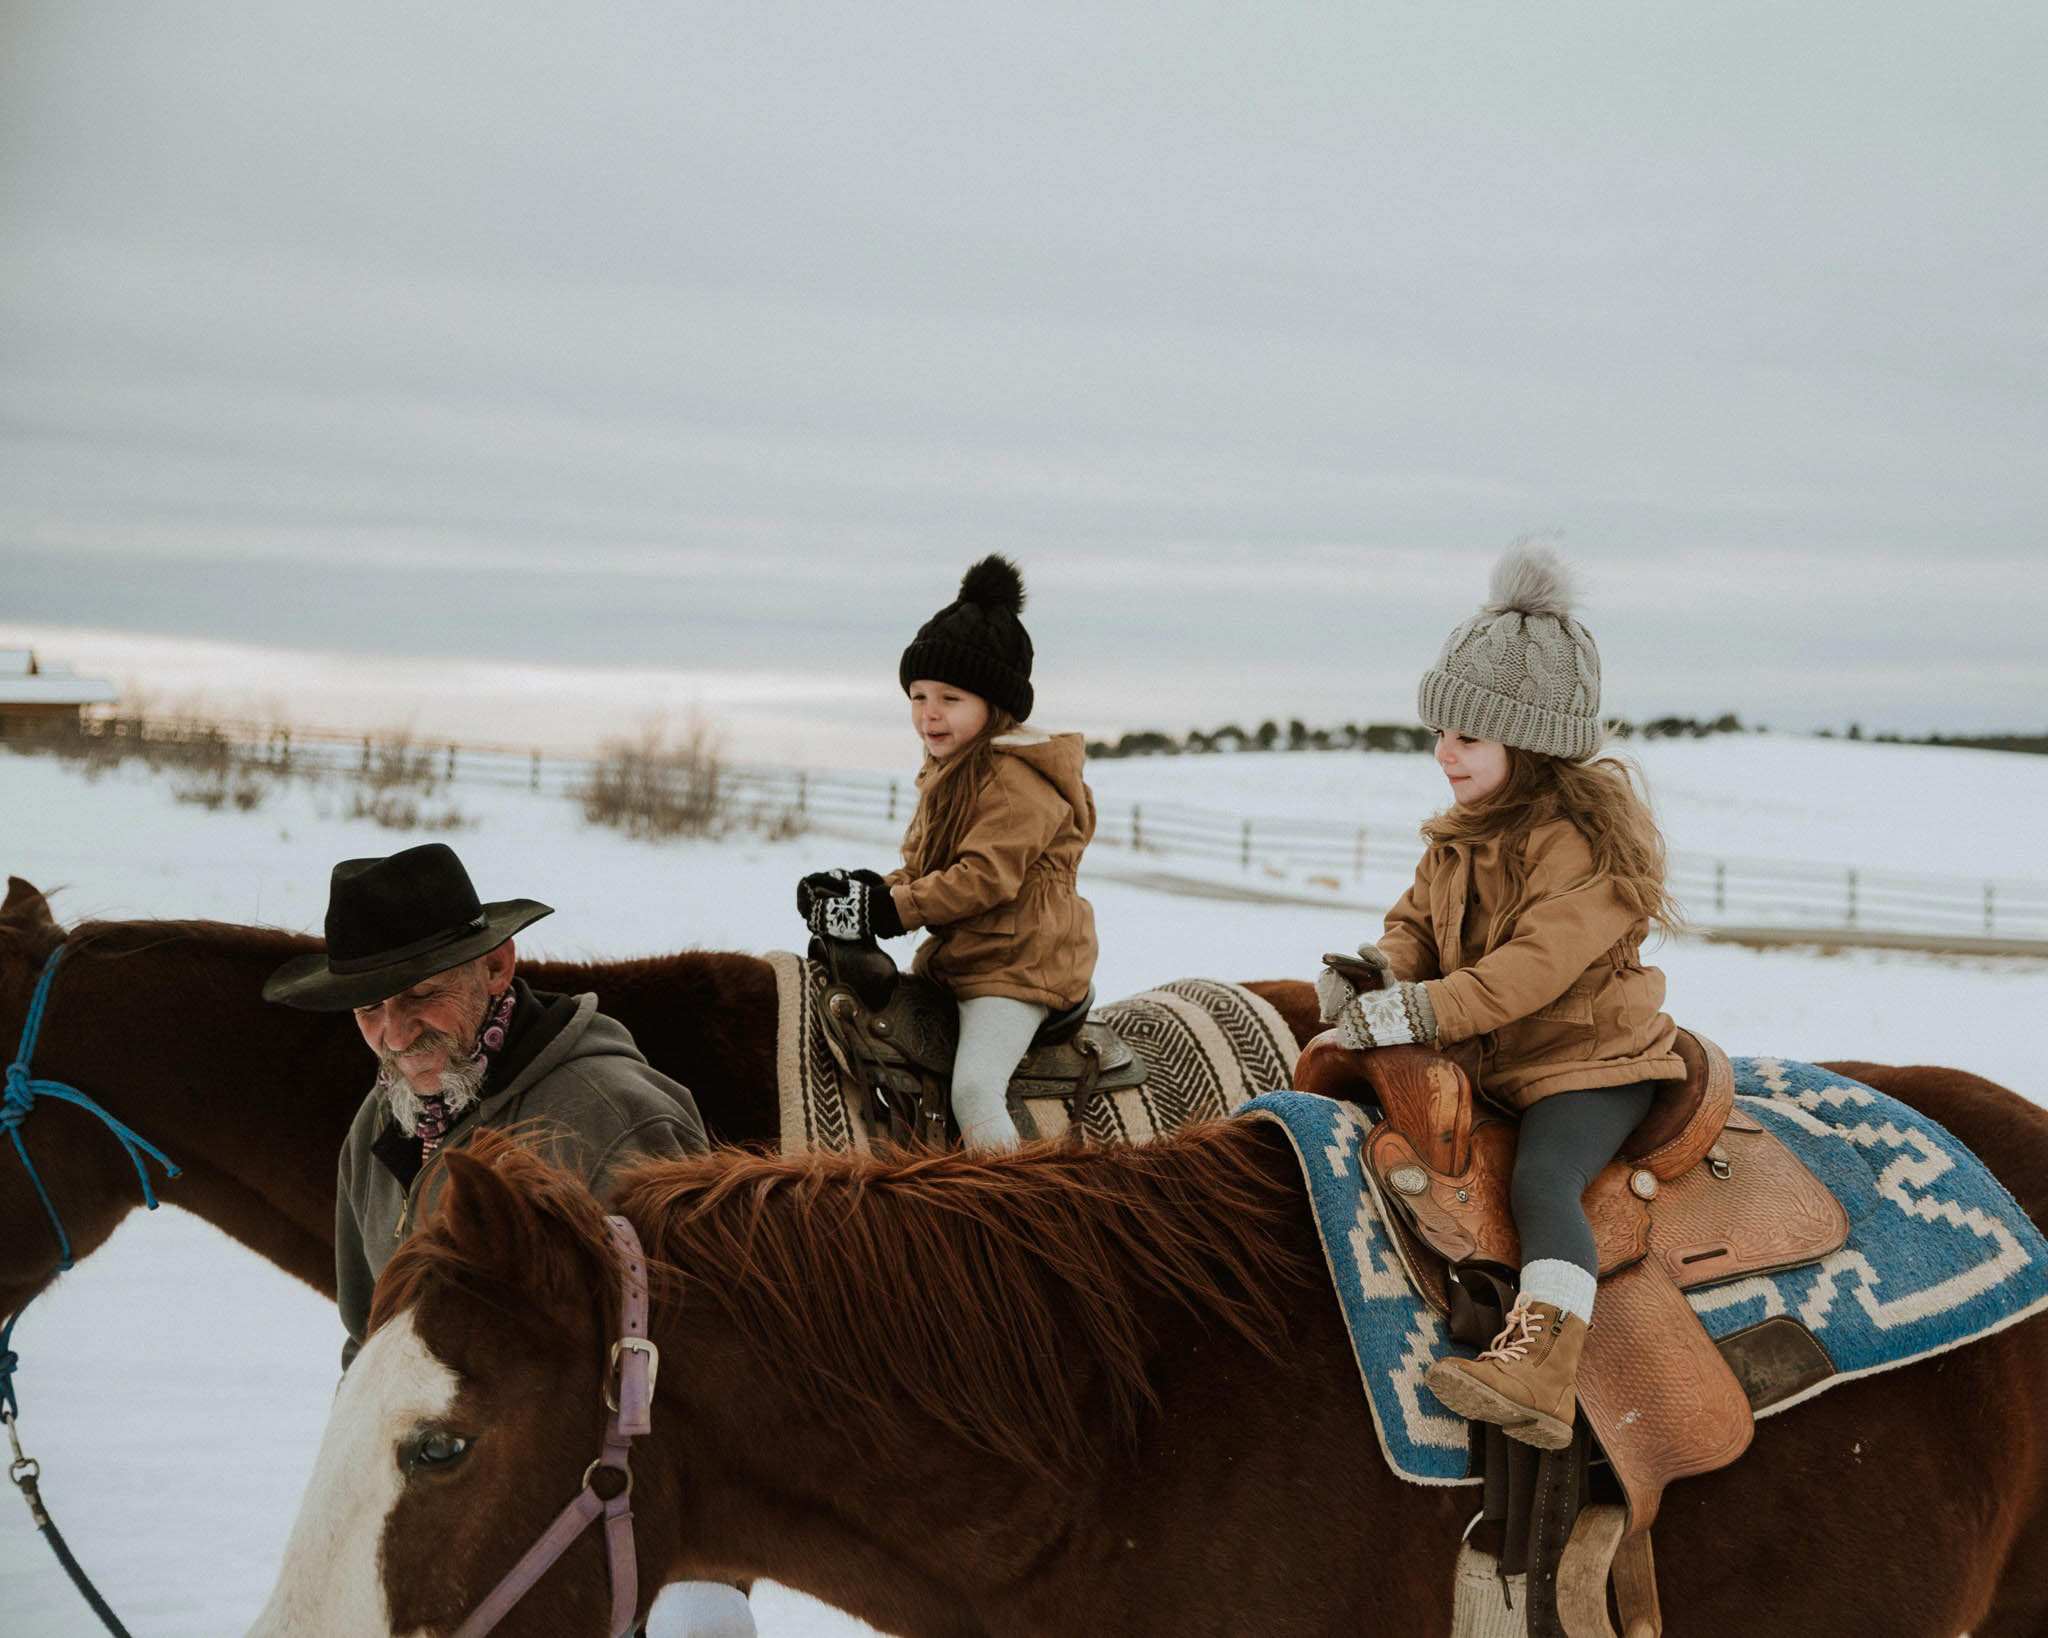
[262,843,552,1012]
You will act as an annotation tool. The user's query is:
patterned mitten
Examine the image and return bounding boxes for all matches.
[1331,979,1439,1049]
[801,869,905,942]
[1315,944,1397,1021]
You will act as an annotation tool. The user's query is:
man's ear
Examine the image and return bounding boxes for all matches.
[481,938,516,992]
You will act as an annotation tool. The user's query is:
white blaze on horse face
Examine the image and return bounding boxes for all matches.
[245,1311,458,1638]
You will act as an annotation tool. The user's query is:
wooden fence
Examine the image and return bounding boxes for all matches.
[17,714,2048,944]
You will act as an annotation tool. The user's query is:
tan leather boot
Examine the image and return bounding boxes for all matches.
[1425,1295,1587,1450]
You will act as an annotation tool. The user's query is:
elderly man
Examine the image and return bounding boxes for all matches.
[265,843,754,1638]
[263,841,710,1367]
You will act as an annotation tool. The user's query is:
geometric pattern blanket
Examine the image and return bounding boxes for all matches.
[1238,1058,2048,1486]
[766,949,1298,1155]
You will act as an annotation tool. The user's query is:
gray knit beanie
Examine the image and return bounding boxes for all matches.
[1417,540,1603,761]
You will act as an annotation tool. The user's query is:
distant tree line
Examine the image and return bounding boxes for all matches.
[1084,712,1755,759]
[1825,725,2048,756]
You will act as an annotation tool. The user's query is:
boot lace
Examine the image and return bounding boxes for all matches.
[1476,1295,1544,1364]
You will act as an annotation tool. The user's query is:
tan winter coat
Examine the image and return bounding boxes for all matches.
[1377,818,1683,1110]
[886,732,1098,1009]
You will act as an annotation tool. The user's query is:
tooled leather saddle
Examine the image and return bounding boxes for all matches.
[1295,1030,1849,1636]
[809,937,1146,1147]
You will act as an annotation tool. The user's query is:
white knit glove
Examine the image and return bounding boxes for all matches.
[1330,979,1440,1050]
[1315,945,1397,1022]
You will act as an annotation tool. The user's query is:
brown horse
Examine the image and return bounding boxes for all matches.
[0,876,1324,1321]
[251,1076,2048,1638]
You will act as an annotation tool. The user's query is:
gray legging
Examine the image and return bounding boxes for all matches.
[1511,1082,1658,1274]
[950,994,1050,1148]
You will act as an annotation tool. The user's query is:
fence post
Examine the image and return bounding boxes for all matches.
[888,778,898,824]
[530,749,541,791]
[1241,818,1252,871]
[445,744,457,781]
[1714,859,1726,917]
[1131,804,1143,852]
[361,735,371,773]
[797,770,808,816]
[1846,869,1858,929]
[1985,882,1995,935]
[1354,827,1366,880]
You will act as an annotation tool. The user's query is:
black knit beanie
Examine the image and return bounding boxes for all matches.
[898,555,1034,721]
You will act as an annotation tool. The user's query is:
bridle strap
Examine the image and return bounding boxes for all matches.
[451,1214,655,1638]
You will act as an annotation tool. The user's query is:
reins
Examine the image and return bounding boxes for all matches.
[2,939,182,1638]
[451,1213,659,1638]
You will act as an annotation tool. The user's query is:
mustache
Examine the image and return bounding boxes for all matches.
[376,1025,471,1077]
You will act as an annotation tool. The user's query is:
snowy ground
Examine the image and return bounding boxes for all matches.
[3,742,2045,1635]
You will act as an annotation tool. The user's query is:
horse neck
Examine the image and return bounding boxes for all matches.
[627,1133,1316,1627]
[517,948,781,1146]
[24,922,365,1290]
[645,1272,1079,1633]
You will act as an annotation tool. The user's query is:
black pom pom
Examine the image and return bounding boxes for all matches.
[957,554,1026,614]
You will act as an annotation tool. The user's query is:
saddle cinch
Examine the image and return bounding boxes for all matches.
[1296,1030,1850,1633]
[809,937,1146,1147]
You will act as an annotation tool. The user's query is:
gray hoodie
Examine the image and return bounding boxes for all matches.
[335,991,706,1367]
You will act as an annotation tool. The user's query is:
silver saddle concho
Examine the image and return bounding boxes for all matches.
[808,936,1146,1146]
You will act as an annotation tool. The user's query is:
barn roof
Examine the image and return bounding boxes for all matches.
[0,649,119,706]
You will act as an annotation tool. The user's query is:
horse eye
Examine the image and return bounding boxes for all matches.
[404,1429,472,1477]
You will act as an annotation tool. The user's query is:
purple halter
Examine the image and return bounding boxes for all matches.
[450,1215,658,1638]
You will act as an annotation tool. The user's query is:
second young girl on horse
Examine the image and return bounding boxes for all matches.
[799,555,1098,1151]
[1316,540,1684,1449]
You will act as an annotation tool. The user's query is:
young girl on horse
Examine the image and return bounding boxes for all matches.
[1316,541,1684,1449]
[799,555,1098,1151]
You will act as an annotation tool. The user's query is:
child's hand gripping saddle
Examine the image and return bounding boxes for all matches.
[809,936,1145,1147]
[1295,1029,1848,1536]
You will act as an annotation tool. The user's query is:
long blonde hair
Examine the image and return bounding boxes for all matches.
[902,708,1020,877]
[1422,747,1684,939]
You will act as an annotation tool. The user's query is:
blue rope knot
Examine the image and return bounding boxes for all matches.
[3,1060,34,1126]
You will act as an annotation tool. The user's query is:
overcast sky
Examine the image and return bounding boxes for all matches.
[3,1,2044,754]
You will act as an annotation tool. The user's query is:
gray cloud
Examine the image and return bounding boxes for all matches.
[3,0,2045,739]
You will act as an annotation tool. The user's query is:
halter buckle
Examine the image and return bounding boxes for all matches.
[604,1336,660,1412]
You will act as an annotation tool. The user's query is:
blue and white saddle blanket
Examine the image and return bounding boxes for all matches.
[1238,1058,2048,1486]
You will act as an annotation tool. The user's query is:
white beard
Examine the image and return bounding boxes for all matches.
[384,1053,487,1137]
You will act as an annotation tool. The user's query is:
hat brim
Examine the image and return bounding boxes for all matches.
[262,900,554,1012]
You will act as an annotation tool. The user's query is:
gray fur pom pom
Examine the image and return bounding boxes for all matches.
[1482,537,1576,620]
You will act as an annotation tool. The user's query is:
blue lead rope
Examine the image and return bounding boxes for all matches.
[3,940,170,1638]
[2,943,182,1285]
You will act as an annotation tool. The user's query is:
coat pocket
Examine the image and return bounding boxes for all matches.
[952,904,1018,938]
[1531,973,1599,1026]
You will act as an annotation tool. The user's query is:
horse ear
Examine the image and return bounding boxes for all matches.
[434,1139,593,1316]
[3,878,59,935]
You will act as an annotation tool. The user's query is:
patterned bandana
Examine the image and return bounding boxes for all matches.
[383,987,517,1157]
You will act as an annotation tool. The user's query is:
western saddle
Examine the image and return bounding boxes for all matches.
[809,937,1145,1146]
[1295,1030,1848,1637]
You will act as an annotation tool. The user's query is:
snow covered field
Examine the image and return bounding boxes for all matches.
[3,739,2045,1635]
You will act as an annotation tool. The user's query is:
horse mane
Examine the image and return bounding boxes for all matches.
[64,917,318,961]
[372,1125,1318,1487]
[371,1130,628,1349]
[624,1125,1318,1485]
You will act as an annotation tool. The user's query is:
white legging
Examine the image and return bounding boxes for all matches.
[950,994,1049,1151]
[643,1580,756,1637]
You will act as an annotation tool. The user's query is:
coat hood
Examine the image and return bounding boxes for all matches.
[993,730,1094,830]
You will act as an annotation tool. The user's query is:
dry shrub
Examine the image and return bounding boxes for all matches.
[578,715,731,840]
[339,730,467,830]
[10,711,285,810]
